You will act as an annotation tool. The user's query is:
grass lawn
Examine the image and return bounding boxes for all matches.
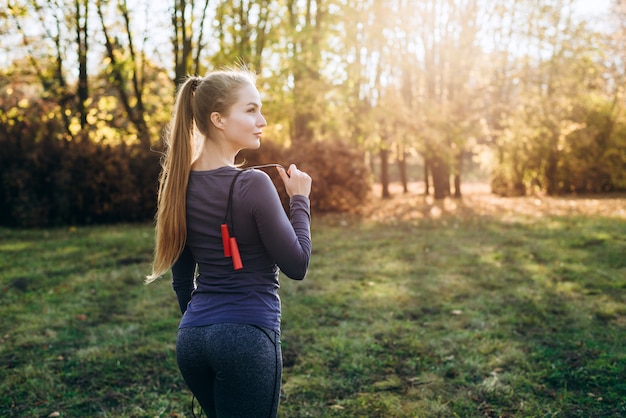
[1,184,625,417]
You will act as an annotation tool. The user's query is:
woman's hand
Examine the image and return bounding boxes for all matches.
[277,164,312,198]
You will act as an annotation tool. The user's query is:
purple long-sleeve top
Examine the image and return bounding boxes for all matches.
[171,166,311,333]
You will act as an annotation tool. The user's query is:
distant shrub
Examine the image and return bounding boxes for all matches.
[490,166,526,197]
[0,108,160,227]
[240,139,372,213]
[490,103,626,197]
[288,140,372,213]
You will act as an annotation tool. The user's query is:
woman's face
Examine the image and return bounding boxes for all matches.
[219,83,267,151]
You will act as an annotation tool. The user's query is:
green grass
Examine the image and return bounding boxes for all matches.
[1,204,625,417]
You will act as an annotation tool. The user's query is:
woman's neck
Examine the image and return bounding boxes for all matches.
[191,137,238,171]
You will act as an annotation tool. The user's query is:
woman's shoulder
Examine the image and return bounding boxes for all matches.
[241,167,273,184]
[239,168,278,197]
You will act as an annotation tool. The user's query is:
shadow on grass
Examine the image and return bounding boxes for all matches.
[0,224,186,417]
[279,209,626,417]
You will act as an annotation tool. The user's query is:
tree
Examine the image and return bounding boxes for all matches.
[76,0,89,130]
[6,0,87,139]
[488,0,622,195]
[96,0,153,148]
[378,0,483,199]
[172,0,211,85]
[285,0,329,143]
[211,0,275,72]
[331,0,403,198]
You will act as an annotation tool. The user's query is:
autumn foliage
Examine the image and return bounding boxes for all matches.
[0,108,161,227]
[240,139,372,213]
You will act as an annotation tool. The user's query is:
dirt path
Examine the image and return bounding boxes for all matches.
[365,182,626,222]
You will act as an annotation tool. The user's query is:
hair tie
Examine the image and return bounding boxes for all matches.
[190,77,201,92]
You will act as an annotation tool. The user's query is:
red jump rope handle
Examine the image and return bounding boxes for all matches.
[221,224,231,257]
[230,237,243,270]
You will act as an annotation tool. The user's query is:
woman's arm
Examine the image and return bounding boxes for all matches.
[245,170,311,280]
[171,245,196,314]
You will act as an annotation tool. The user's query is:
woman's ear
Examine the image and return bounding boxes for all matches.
[210,112,224,130]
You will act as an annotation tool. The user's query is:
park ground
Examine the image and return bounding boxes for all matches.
[1,183,625,417]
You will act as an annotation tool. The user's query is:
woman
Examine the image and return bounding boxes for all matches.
[147,69,312,418]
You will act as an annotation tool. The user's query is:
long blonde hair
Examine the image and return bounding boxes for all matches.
[147,69,257,283]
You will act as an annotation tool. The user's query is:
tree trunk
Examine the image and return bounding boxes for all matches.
[396,143,408,193]
[76,0,88,131]
[380,146,390,199]
[293,108,314,143]
[430,156,449,199]
[453,151,462,198]
[173,0,191,86]
[454,174,461,198]
[287,0,324,144]
[423,158,430,195]
[545,149,558,195]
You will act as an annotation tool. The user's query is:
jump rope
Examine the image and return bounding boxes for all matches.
[221,164,286,271]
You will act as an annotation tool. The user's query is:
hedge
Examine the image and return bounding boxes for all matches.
[1,114,370,227]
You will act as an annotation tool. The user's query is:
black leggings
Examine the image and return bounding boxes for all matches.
[176,323,282,418]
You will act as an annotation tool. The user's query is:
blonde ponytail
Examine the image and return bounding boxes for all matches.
[146,78,198,282]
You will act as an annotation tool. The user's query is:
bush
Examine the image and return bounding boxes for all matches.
[239,139,372,213]
[490,166,526,197]
[286,140,372,213]
[0,108,160,227]
[240,141,372,212]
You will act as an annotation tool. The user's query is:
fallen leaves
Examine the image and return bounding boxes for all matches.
[365,182,626,222]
